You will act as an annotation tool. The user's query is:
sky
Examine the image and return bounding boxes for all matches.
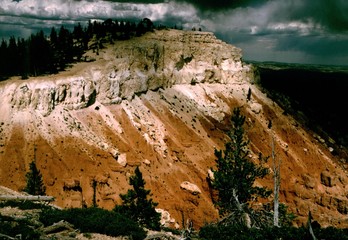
[0,0,347,66]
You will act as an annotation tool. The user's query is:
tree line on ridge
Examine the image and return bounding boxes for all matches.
[0,18,156,81]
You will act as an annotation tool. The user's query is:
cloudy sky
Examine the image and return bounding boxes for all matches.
[1,0,347,65]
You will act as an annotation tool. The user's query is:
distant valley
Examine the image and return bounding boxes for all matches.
[253,61,348,157]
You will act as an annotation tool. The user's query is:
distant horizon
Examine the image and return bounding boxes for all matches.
[245,59,348,68]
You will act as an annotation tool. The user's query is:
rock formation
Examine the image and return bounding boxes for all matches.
[4,30,254,117]
[0,29,347,229]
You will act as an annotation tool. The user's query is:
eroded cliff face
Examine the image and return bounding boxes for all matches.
[5,30,254,116]
[0,29,348,229]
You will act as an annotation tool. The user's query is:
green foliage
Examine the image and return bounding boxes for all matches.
[263,202,296,227]
[213,107,271,215]
[136,18,154,36]
[199,223,348,240]
[161,226,181,235]
[200,224,301,240]
[40,207,146,240]
[114,166,161,230]
[199,223,251,240]
[316,226,348,240]
[24,161,46,196]
[0,213,41,239]
[0,200,49,210]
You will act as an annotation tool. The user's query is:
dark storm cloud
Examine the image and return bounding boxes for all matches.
[0,0,347,65]
[106,0,164,3]
[274,34,348,58]
[307,1,348,32]
[107,0,348,34]
[0,0,168,35]
[180,0,269,11]
[106,0,269,10]
[265,0,348,33]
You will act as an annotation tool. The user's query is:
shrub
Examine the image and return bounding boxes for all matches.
[199,224,313,240]
[199,224,348,240]
[0,200,49,210]
[199,223,263,240]
[40,207,146,240]
[0,214,41,239]
[316,227,348,240]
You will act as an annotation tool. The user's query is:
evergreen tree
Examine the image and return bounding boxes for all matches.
[29,30,51,76]
[213,107,271,215]
[24,160,46,196]
[73,23,84,42]
[49,27,59,73]
[0,18,157,81]
[0,39,9,79]
[86,20,94,38]
[50,27,58,46]
[114,166,161,230]
[73,23,85,60]
[57,26,73,70]
[7,36,19,76]
[17,37,29,79]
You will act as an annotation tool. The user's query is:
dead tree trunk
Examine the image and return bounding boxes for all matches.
[232,189,251,228]
[271,135,281,227]
[43,220,75,234]
[0,195,54,202]
[0,233,15,240]
[308,211,318,240]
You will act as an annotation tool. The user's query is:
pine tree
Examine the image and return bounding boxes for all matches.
[114,166,161,230]
[213,107,271,216]
[0,39,9,79]
[49,27,59,73]
[7,36,19,76]
[24,161,46,196]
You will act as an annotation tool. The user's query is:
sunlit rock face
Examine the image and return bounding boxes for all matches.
[5,30,255,116]
[0,29,347,229]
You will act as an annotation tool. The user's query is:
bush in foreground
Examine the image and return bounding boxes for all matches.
[0,200,49,210]
[40,207,146,240]
[199,223,348,240]
[0,214,41,239]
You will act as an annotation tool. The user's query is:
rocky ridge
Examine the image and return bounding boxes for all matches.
[5,30,254,116]
[0,29,348,229]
